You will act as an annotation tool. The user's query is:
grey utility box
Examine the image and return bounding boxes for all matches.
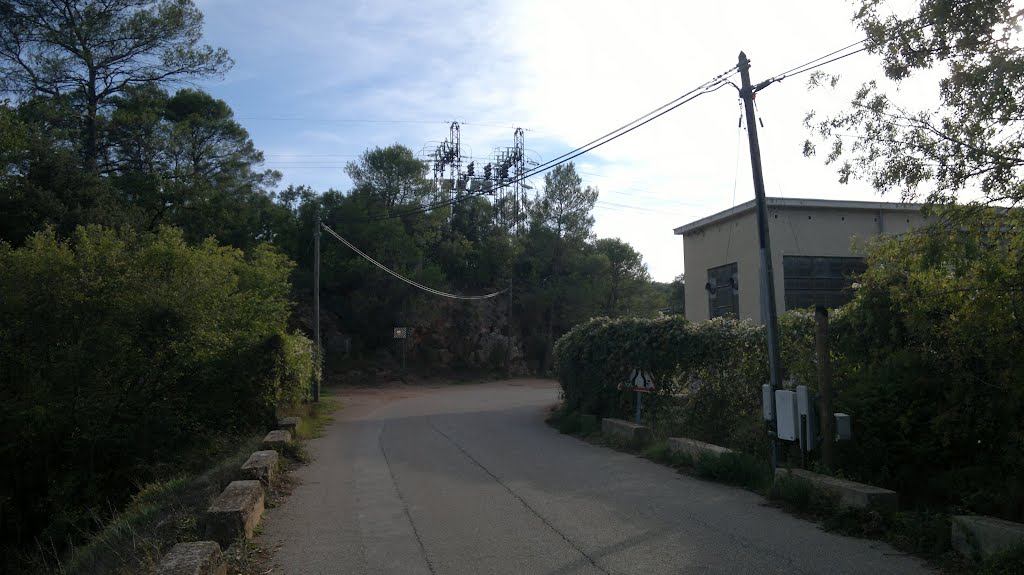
[834,413,852,441]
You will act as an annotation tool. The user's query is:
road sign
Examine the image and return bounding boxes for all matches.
[621,369,656,392]
[393,327,407,339]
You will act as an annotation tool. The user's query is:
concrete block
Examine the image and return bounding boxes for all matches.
[952,515,1024,561]
[774,468,898,511]
[261,429,292,451]
[240,450,280,484]
[204,480,265,547]
[277,416,300,433]
[156,541,227,575]
[668,437,734,461]
[601,418,651,445]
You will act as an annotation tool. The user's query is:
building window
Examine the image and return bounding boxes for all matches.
[783,255,867,310]
[706,263,738,318]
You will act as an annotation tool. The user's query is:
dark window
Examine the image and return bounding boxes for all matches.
[783,255,867,310]
[707,263,738,318]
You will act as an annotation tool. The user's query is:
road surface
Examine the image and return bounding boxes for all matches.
[259,380,930,575]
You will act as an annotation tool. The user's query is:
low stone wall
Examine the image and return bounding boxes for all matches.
[155,541,226,575]
[775,468,898,511]
[261,429,292,451]
[601,418,651,445]
[240,450,280,484]
[203,480,265,547]
[667,437,734,461]
[952,515,1024,561]
[277,416,299,433]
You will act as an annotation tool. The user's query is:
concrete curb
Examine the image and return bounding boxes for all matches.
[775,468,898,511]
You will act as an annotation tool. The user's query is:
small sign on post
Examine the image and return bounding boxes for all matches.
[619,369,656,424]
[394,327,408,370]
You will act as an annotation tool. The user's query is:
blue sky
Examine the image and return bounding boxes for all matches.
[192,0,917,282]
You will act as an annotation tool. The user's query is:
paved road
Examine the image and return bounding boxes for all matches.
[259,380,931,575]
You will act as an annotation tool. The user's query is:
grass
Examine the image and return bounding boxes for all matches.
[281,396,340,440]
[24,398,343,575]
[45,435,264,575]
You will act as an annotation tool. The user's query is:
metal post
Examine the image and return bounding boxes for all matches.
[739,51,783,470]
[313,219,321,403]
[816,305,835,468]
[635,391,642,424]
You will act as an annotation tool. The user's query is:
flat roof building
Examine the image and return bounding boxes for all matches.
[673,197,928,323]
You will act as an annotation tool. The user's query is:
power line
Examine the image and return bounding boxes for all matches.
[319,222,506,300]
[347,64,741,224]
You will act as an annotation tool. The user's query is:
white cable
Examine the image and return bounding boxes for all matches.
[320,222,507,301]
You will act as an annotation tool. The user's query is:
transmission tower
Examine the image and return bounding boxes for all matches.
[430,122,462,222]
[488,127,525,233]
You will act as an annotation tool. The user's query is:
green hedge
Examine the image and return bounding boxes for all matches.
[0,226,314,547]
[554,209,1024,522]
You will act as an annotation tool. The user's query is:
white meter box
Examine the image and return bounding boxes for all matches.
[774,390,799,441]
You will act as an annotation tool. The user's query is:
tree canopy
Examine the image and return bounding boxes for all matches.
[805,0,1024,206]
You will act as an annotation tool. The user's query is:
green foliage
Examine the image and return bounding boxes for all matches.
[832,209,1024,520]
[806,1,1024,205]
[553,315,775,453]
[0,0,232,169]
[0,226,306,549]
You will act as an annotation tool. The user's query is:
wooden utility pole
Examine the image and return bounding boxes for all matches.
[815,305,835,468]
[313,219,321,403]
[738,51,784,470]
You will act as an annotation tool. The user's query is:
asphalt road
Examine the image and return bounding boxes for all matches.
[259,380,931,575]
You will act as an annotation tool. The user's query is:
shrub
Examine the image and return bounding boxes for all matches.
[0,226,304,549]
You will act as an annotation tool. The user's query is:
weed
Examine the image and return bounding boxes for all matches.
[694,452,772,491]
[640,441,673,464]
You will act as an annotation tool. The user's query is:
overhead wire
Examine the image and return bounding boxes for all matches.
[320,222,507,300]
[345,64,741,224]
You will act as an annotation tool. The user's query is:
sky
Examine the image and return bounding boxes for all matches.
[193,0,920,282]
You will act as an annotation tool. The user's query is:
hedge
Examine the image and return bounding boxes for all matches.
[0,226,316,548]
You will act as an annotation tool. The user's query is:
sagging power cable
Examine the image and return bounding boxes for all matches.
[320,222,506,300]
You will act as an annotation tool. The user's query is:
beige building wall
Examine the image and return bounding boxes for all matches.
[680,199,928,323]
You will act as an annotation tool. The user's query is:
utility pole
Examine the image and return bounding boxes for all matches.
[815,305,835,468]
[738,51,783,470]
[313,219,322,403]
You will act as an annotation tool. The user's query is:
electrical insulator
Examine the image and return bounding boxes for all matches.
[484,164,492,180]
[466,162,474,177]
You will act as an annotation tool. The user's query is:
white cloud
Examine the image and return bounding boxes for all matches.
[197,0,946,281]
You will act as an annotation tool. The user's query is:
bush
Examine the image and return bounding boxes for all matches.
[0,226,308,550]
[553,314,804,454]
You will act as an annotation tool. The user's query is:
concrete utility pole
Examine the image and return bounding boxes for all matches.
[816,305,835,468]
[313,219,322,403]
[738,51,784,470]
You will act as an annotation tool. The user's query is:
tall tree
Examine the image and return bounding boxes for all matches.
[530,163,598,242]
[345,145,433,215]
[594,237,650,317]
[805,0,1024,206]
[0,0,232,171]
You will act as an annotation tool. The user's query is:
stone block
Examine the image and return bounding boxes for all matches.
[203,480,265,547]
[774,468,898,511]
[668,437,734,461]
[952,515,1024,561]
[601,418,652,445]
[240,450,280,484]
[156,541,227,575]
[261,429,292,451]
[277,416,300,433]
